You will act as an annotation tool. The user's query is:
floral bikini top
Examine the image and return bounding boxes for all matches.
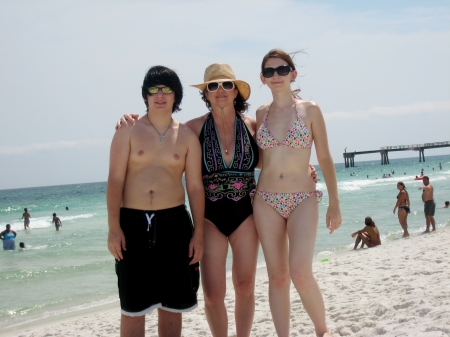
[256,102,312,150]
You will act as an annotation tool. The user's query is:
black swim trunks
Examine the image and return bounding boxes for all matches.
[116,205,199,316]
[424,200,436,216]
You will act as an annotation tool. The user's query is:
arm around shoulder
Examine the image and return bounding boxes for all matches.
[183,128,205,264]
[106,127,132,260]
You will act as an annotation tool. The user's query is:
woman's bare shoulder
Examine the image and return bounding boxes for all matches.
[184,113,209,136]
[241,114,257,133]
[255,103,271,119]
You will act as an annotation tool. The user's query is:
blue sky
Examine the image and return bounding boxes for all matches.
[0,0,449,189]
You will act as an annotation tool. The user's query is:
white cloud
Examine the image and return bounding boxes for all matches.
[0,139,109,155]
[324,101,450,120]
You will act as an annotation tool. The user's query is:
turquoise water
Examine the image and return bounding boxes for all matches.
[0,154,449,329]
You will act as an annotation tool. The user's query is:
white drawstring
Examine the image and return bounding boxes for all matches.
[145,213,155,232]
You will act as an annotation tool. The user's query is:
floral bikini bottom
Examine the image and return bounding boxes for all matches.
[257,190,323,219]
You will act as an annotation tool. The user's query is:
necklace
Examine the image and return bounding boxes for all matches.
[219,107,234,154]
[147,114,173,145]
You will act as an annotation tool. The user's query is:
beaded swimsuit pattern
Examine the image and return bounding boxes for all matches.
[202,113,257,202]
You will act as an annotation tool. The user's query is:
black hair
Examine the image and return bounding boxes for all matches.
[200,91,250,113]
[142,66,183,113]
[20,242,25,248]
[53,213,56,217]
[6,224,10,228]
[24,208,27,212]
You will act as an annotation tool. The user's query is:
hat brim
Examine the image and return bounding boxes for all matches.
[190,79,251,101]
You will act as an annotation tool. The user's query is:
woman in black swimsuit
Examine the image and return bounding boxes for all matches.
[393,181,410,237]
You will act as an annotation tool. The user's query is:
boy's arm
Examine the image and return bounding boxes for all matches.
[107,127,132,261]
[184,129,205,265]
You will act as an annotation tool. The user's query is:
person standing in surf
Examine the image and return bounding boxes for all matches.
[393,182,410,237]
[20,208,31,230]
[52,213,62,231]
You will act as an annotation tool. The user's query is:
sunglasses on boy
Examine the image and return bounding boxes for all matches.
[147,87,173,95]
[261,65,293,78]
[206,81,235,92]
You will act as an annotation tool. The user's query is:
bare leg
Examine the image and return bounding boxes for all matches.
[428,216,436,231]
[359,233,372,247]
[201,220,229,337]
[229,215,259,337]
[424,213,431,232]
[253,194,290,337]
[288,196,329,337]
[353,235,362,249]
[158,309,181,337]
[397,208,409,237]
[120,314,145,337]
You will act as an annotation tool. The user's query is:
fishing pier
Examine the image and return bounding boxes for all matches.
[343,141,450,168]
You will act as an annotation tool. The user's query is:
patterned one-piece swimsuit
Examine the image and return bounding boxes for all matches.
[256,102,322,219]
[200,112,259,236]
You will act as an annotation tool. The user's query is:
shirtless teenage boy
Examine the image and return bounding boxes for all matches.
[418,176,435,232]
[20,208,31,230]
[107,66,205,337]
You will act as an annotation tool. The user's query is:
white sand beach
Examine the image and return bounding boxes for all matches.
[3,227,450,337]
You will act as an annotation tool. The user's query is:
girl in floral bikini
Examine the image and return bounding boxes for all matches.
[254,49,342,337]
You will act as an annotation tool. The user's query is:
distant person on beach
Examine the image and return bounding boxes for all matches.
[19,242,27,249]
[52,213,62,231]
[418,176,435,232]
[253,49,341,337]
[1,224,17,250]
[443,201,449,208]
[107,66,204,337]
[20,208,31,230]
[439,163,442,170]
[351,217,381,249]
[66,206,69,211]
[393,182,410,237]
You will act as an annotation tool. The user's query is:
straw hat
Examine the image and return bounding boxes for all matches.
[190,63,251,100]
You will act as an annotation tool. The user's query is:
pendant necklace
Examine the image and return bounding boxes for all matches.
[220,107,233,154]
[147,114,173,145]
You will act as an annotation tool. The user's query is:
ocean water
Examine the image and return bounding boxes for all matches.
[0,154,449,329]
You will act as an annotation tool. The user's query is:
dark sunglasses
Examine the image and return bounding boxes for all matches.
[147,87,173,95]
[206,81,235,92]
[261,65,293,78]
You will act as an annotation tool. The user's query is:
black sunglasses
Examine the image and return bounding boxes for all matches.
[261,65,293,78]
